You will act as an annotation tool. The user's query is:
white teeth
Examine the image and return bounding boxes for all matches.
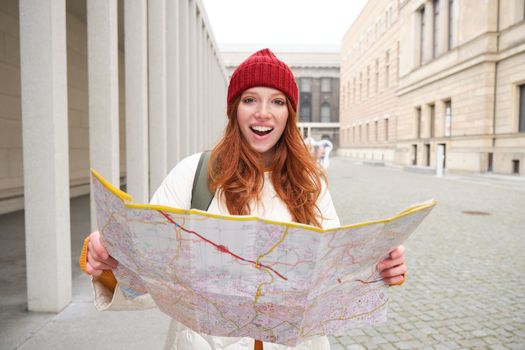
[251,125,273,132]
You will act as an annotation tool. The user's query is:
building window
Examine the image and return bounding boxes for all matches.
[366,66,370,97]
[376,18,382,35]
[416,107,422,138]
[375,59,379,93]
[444,100,452,136]
[352,126,356,143]
[346,81,350,108]
[359,72,363,101]
[300,78,311,92]
[342,85,347,110]
[418,6,426,64]
[396,41,400,81]
[352,77,356,104]
[448,0,457,49]
[321,102,331,123]
[429,103,436,137]
[519,84,525,132]
[321,78,331,92]
[374,120,379,141]
[512,160,520,174]
[366,123,370,142]
[425,144,431,166]
[433,0,440,57]
[385,50,390,88]
[300,104,311,122]
[300,92,312,122]
[385,118,389,141]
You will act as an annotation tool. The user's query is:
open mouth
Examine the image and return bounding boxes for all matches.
[250,125,273,136]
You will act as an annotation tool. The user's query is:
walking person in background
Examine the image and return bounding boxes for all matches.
[318,138,333,170]
[81,48,407,350]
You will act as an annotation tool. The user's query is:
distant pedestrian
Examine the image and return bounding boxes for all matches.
[319,139,333,169]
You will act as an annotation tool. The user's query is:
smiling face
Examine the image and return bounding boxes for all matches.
[237,87,289,166]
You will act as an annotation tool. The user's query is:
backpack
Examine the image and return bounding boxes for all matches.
[190,151,214,211]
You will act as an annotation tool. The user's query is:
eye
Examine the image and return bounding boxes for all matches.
[242,97,255,104]
[273,99,285,106]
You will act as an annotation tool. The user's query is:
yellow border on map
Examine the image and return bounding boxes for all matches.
[91,168,436,234]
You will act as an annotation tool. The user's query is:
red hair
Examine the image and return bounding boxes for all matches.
[208,96,325,227]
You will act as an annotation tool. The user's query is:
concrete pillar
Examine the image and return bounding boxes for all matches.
[196,14,203,150]
[87,0,120,229]
[206,39,214,149]
[148,0,168,194]
[124,0,149,203]
[167,0,181,169]
[212,55,218,142]
[19,0,72,312]
[189,0,197,154]
[179,0,190,158]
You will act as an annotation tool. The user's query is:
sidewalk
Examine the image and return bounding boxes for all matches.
[0,197,170,350]
[1,156,524,349]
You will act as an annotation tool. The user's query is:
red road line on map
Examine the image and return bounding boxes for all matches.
[356,278,383,284]
[159,210,288,281]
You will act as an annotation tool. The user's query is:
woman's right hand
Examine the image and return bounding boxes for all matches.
[85,231,119,276]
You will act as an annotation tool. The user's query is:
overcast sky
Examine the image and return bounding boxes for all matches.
[201,0,368,52]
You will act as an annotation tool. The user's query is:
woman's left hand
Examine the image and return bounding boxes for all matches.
[377,245,407,286]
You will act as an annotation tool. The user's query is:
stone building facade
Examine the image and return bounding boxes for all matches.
[222,50,341,147]
[339,0,525,176]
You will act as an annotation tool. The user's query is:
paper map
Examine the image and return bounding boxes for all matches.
[92,169,435,346]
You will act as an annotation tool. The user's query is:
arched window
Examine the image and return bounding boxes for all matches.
[320,102,331,123]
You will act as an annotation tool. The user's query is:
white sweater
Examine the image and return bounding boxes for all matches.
[93,153,340,350]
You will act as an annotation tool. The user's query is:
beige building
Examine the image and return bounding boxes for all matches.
[339,0,401,161]
[222,49,341,146]
[0,0,227,313]
[339,0,525,176]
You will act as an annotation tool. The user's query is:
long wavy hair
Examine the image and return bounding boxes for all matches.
[208,96,326,227]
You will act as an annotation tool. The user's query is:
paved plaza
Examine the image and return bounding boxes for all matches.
[1,157,524,349]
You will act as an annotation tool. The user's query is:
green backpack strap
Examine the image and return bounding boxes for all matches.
[191,151,214,210]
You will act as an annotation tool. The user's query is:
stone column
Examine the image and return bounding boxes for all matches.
[189,0,197,154]
[87,0,120,229]
[206,40,212,149]
[19,0,72,312]
[167,0,181,169]
[196,14,203,150]
[148,0,168,194]
[124,0,149,202]
[178,0,190,158]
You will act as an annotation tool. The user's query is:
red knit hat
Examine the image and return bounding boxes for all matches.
[227,48,298,111]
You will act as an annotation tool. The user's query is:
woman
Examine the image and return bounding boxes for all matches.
[82,48,407,350]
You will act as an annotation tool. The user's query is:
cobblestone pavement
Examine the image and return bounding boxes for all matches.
[326,157,525,350]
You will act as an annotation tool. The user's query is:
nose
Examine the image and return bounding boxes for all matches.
[255,101,272,119]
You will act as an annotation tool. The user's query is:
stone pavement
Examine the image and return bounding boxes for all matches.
[327,158,525,350]
[1,156,524,349]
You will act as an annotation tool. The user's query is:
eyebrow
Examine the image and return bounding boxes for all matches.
[242,90,286,98]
